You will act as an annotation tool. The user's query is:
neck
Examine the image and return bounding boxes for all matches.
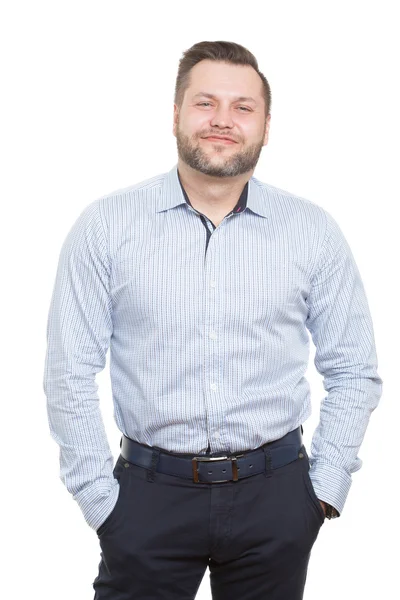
[177,159,253,212]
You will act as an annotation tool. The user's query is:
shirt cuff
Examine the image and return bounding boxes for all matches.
[73,478,120,531]
[308,461,352,515]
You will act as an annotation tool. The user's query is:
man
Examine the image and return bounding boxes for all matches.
[43,40,383,599]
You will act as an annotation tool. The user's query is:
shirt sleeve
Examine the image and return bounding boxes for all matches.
[43,199,119,532]
[305,210,383,515]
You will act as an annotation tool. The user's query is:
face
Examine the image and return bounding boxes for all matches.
[173,60,270,178]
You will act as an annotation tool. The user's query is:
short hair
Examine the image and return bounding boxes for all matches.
[174,40,271,117]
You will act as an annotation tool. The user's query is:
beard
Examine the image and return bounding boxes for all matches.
[175,122,265,178]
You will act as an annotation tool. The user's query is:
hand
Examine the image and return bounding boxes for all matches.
[319,500,327,516]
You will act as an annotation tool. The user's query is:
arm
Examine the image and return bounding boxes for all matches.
[43,199,118,532]
[305,210,383,517]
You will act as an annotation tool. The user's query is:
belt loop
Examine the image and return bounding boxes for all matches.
[301,424,304,435]
[147,447,161,483]
[263,447,273,478]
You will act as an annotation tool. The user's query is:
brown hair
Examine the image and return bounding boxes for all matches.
[174,40,271,117]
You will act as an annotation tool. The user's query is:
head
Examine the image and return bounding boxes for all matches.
[173,41,271,178]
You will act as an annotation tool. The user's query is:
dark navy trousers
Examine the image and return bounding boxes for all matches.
[92,444,325,599]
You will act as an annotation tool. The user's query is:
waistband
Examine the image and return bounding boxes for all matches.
[120,426,304,484]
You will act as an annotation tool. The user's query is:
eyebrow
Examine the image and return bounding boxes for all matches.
[192,92,257,104]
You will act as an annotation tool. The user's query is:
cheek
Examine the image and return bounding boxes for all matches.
[177,118,197,138]
[183,111,213,135]
[243,122,263,140]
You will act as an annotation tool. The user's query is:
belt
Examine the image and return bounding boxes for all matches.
[120,426,304,484]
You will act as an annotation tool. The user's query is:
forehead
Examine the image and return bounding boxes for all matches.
[186,60,264,101]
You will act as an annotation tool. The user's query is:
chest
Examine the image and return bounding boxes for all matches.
[109,216,311,333]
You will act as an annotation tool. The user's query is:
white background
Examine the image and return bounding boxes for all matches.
[1,1,398,598]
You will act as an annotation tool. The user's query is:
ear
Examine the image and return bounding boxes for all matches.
[263,114,271,146]
[172,104,179,137]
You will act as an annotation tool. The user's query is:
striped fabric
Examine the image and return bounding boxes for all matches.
[43,163,383,531]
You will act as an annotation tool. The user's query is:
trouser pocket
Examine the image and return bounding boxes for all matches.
[96,455,128,537]
[300,446,326,527]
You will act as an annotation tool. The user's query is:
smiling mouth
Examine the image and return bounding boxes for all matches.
[203,136,237,144]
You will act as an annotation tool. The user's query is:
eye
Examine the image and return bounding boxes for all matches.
[196,102,251,112]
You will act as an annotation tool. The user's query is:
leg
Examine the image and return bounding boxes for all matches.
[92,457,210,599]
[208,450,325,600]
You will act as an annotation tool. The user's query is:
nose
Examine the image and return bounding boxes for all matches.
[209,104,234,129]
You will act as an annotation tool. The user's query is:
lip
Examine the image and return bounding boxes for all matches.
[203,136,237,144]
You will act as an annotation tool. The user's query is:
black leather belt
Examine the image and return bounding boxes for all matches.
[120,426,304,484]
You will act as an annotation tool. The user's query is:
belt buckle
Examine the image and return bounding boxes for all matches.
[191,455,239,483]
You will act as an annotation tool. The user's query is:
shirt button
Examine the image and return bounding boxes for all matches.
[210,383,217,391]
[210,280,216,288]
[209,331,217,340]
[214,431,220,439]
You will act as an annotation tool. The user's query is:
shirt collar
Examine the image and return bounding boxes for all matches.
[156,163,270,219]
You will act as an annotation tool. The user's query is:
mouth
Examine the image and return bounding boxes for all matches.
[202,136,237,144]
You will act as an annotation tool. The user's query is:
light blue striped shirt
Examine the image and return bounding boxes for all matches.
[43,163,383,531]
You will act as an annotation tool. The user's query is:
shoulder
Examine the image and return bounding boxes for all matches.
[78,172,168,236]
[255,177,326,214]
[95,171,166,212]
[251,176,332,233]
